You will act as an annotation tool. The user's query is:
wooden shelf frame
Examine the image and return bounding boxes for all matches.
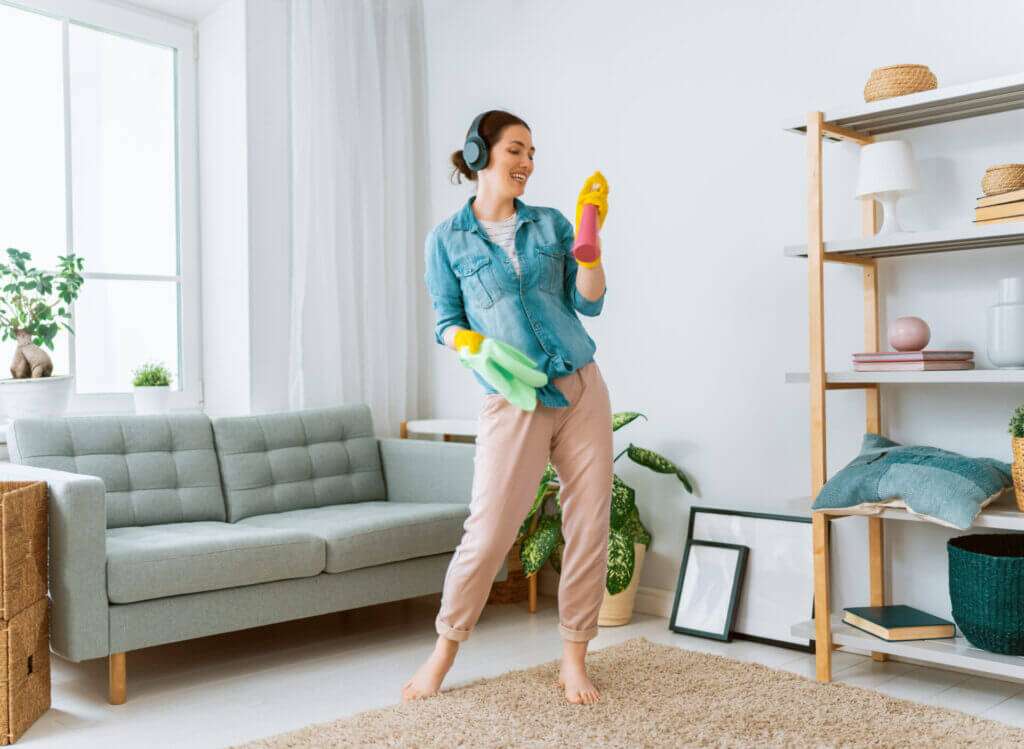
[795,82,1024,684]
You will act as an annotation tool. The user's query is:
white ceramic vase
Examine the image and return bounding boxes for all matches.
[132,385,170,415]
[988,277,1024,369]
[0,375,74,420]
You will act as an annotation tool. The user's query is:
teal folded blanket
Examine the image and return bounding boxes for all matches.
[812,434,1013,530]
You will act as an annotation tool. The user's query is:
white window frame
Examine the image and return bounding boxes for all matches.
[3,0,202,414]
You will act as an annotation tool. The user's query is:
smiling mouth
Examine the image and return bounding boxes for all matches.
[510,171,527,183]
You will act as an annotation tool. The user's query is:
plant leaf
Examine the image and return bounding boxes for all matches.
[605,527,635,595]
[520,514,561,577]
[626,444,693,493]
[612,411,646,431]
[610,475,635,531]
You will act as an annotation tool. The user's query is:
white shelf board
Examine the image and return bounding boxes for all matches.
[784,71,1024,137]
[784,224,1024,260]
[793,617,1024,681]
[786,370,1024,385]
[802,493,1024,531]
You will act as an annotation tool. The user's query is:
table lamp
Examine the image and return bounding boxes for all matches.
[856,140,917,234]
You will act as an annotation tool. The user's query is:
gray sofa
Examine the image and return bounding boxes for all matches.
[1,404,494,704]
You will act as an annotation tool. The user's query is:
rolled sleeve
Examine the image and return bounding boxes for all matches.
[424,229,470,345]
[556,210,606,317]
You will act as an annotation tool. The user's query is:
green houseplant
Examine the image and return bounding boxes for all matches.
[517,411,693,621]
[0,248,85,379]
[131,361,174,415]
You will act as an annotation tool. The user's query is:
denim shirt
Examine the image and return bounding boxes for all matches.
[424,196,606,408]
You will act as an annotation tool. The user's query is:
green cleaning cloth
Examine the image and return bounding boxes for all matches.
[458,337,548,411]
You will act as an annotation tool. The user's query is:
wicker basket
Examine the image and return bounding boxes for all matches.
[487,541,530,604]
[0,484,48,622]
[863,64,937,102]
[1013,438,1024,512]
[0,598,50,745]
[948,534,1024,655]
[982,164,1024,196]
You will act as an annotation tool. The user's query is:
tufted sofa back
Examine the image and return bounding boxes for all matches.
[211,404,387,522]
[7,413,226,528]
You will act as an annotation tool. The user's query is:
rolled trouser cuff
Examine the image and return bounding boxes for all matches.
[436,615,472,642]
[559,623,598,642]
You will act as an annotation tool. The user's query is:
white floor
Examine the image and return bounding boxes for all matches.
[25,594,1024,748]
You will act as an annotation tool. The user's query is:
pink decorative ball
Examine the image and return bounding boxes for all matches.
[888,316,931,351]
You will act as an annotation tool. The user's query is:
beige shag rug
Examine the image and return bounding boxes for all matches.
[233,637,1024,748]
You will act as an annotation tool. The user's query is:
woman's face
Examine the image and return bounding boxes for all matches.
[480,124,534,198]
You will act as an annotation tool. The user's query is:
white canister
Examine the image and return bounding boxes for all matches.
[988,277,1024,368]
[132,385,171,415]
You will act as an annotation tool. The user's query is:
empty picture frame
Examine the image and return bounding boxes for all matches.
[687,507,815,652]
[670,541,748,641]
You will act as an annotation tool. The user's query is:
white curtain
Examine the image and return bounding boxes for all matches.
[288,0,428,436]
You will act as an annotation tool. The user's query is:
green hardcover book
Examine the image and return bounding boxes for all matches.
[842,605,955,641]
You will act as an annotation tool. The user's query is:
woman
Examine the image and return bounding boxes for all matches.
[403,110,613,705]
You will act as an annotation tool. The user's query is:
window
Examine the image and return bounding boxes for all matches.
[0,0,199,412]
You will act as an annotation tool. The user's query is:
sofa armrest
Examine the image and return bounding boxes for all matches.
[378,438,475,506]
[0,462,109,661]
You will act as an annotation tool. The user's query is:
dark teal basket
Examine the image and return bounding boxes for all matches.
[948,534,1024,655]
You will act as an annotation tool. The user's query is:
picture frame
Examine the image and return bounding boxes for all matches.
[686,506,816,652]
[669,540,749,641]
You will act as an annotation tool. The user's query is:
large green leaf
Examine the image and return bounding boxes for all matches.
[605,527,636,595]
[621,503,652,548]
[548,541,564,574]
[612,412,646,431]
[517,480,557,542]
[610,475,635,531]
[520,514,562,577]
[626,444,693,493]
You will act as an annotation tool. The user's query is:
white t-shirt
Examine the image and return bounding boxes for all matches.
[479,213,520,275]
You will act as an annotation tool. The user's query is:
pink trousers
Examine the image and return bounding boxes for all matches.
[435,360,614,642]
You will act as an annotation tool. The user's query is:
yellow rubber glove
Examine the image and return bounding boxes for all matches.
[574,170,609,235]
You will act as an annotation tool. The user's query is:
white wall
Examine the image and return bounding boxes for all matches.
[198,0,291,417]
[421,0,1024,619]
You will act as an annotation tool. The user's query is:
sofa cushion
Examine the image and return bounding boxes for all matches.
[106,521,326,603]
[236,501,469,574]
[9,414,226,528]
[212,405,387,522]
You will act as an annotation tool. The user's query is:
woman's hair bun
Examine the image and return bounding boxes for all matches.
[450,149,476,184]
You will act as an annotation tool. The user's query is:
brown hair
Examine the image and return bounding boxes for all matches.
[450,110,531,184]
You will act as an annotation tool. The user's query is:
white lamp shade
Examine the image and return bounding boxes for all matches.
[856,140,917,196]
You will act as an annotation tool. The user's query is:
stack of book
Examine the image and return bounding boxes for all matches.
[843,605,955,642]
[975,188,1024,225]
[853,350,974,372]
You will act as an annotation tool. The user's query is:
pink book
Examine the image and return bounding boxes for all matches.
[853,351,973,362]
[853,361,975,372]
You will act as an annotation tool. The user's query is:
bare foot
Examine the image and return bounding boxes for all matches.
[402,636,458,701]
[556,640,600,704]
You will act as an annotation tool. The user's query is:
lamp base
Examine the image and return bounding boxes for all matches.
[876,192,905,234]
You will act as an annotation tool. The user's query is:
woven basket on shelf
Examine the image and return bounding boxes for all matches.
[0,482,50,745]
[982,164,1024,196]
[863,64,937,102]
[1012,438,1024,512]
[948,534,1024,655]
[487,541,530,605]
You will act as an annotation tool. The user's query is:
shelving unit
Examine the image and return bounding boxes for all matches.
[787,71,1024,684]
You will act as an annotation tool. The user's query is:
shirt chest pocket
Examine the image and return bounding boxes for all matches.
[535,245,565,295]
[453,254,499,309]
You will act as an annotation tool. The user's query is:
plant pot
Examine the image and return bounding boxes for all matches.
[598,542,646,627]
[0,375,73,420]
[1012,437,1024,513]
[132,385,170,415]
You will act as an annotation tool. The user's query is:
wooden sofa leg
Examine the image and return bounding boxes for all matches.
[109,653,127,705]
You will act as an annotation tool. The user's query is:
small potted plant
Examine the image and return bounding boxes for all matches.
[131,361,173,415]
[0,248,85,418]
[518,411,693,626]
[1009,404,1024,511]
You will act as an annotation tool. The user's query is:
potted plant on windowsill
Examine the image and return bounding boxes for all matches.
[131,362,173,415]
[0,248,85,419]
[518,411,693,626]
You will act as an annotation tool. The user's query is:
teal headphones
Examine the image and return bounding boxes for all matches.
[463,111,490,171]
